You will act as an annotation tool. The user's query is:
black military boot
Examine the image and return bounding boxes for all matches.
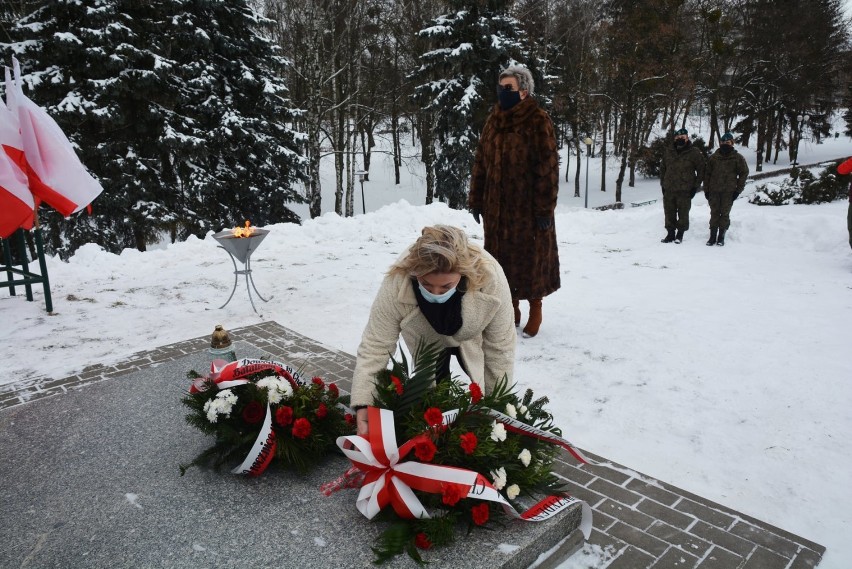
[706,227,718,246]
[674,229,685,244]
[717,229,726,246]
[661,229,675,243]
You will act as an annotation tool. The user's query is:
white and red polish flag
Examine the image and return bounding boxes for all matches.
[0,77,33,238]
[4,57,103,218]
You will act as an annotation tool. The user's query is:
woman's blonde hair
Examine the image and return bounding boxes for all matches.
[389,225,488,291]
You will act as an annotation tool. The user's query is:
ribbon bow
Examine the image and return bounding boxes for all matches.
[337,407,487,519]
[335,407,593,537]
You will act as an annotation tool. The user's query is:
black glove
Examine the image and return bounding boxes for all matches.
[535,216,553,231]
[704,191,710,200]
[691,190,696,198]
[470,208,481,224]
[733,191,741,200]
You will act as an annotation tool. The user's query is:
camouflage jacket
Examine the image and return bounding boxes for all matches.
[660,143,705,193]
[704,148,749,194]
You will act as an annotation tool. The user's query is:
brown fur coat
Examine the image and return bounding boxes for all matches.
[469,97,560,300]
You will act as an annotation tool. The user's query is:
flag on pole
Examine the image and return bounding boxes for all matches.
[0,78,34,238]
[4,57,103,218]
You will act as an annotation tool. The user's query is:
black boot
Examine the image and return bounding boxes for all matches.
[674,229,685,244]
[706,227,718,246]
[717,229,726,246]
[661,229,675,243]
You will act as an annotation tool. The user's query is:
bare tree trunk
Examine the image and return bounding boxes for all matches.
[574,138,581,197]
[391,110,401,185]
[600,106,609,193]
[306,107,322,218]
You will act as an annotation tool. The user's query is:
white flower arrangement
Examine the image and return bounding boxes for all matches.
[491,466,507,490]
[519,404,528,416]
[490,421,507,442]
[203,389,238,423]
[256,375,294,404]
[505,403,517,418]
[506,484,520,500]
[518,448,532,467]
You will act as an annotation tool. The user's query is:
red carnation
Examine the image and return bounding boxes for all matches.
[459,432,478,455]
[471,503,490,526]
[468,382,483,404]
[327,383,339,398]
[414,438,437,462]
[275,405,294,426]
[424,407,443,427]
[390,375,404,395]
[241,401,265,424]
[316,402,328,420]
[414,533,433,550]
[442,484,463,506]
[344,413,356,426]
[312,376,325,389]
[292,417,312,439]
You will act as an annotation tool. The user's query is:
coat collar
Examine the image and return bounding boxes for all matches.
[397,277,503,340]
[490,96,539,130]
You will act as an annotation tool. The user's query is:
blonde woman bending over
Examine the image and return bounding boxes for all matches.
[350,225,516,435]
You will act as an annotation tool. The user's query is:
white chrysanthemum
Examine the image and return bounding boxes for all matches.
[490,421,507,442]
[491,467,507,490]
[216,389,238,405]
[505,403,517,418]
[519,405,528,416]
[506,484,520,500]
[203,400,219,423]
[518,448,532,467]
[256,376,294,404]
[203,392,236,423]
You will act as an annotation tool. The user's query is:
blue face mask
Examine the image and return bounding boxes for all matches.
[418,282,457,304]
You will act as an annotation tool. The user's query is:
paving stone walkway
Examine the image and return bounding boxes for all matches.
[1,321,825,568]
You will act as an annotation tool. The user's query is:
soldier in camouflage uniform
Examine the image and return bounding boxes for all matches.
[660,128,705,243]
[839,156,852,250]
[703,132,749,246]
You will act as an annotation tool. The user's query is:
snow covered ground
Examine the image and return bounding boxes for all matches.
[2,121,851,568]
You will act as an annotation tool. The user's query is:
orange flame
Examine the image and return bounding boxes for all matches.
[232,220,255,238]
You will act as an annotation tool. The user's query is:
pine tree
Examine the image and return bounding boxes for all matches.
[2,0,151,257]
[411,0,526,209]
[3,0,306,257]
[166,0,307,235]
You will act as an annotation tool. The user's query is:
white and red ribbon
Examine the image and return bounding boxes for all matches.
[230,403,277,476]
[189,357,303,394]
[335,407,592,537]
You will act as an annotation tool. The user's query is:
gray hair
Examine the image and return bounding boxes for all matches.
[499,65,535,95]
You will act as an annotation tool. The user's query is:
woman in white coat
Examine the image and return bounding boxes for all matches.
[350,225,516,435]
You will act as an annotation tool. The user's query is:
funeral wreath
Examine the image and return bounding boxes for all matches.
[328,343,591,564]
[181,358,354,476]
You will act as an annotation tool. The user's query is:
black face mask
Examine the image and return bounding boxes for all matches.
[720,145,734,155]
[674,138,687,148]
[498,89,521,111]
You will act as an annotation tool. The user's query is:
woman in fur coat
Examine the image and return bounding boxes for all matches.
[469,64,560,338]
[349,225,516,436]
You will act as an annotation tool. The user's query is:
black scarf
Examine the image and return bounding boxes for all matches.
[412,278,466,336]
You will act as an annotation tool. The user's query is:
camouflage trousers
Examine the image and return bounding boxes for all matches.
[708,192,735,230]
[847,202,852,250]
[663,190,693,231]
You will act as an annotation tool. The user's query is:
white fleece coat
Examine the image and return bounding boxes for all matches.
[350,251,516,407]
